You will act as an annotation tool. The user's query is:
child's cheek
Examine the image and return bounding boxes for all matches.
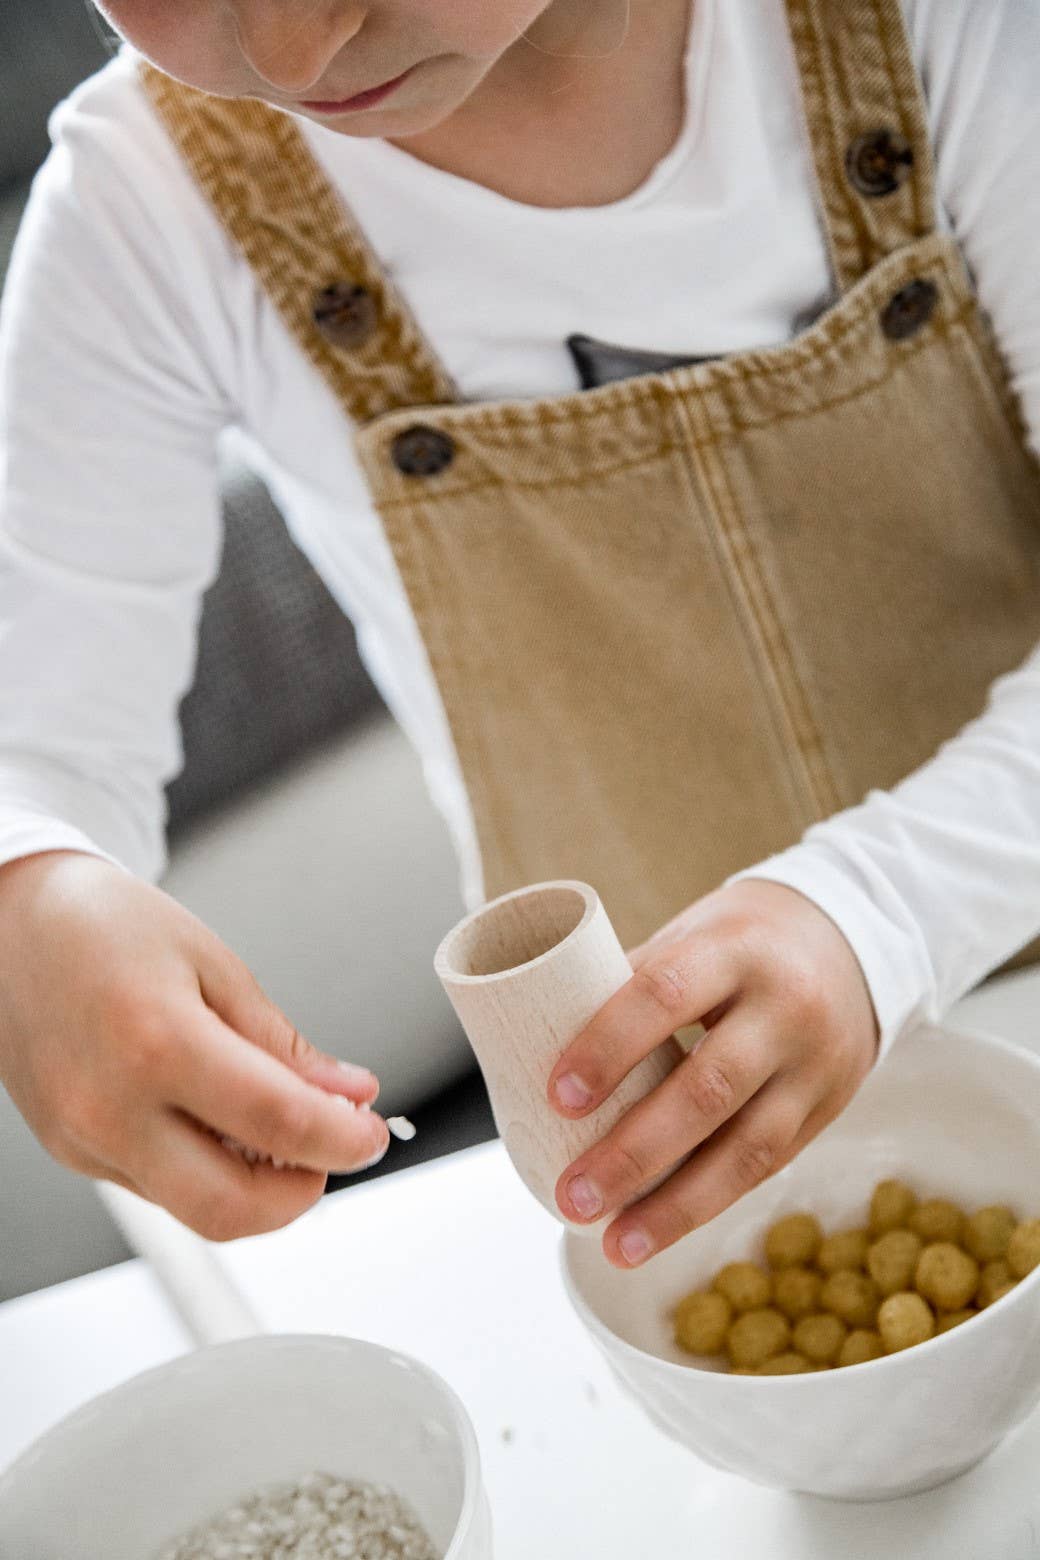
[412,0,558,61]
[94,0,253,97]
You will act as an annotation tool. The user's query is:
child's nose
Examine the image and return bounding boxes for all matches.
[231,0,367,95]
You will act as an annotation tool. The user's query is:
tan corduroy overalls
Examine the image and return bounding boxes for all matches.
[139,0,1040,957]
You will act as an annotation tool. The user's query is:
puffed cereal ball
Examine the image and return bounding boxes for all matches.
[915,1243,979,1312]
[773,1266,823,1323]
[878,1292,935,1354]
[793,1312,847,1366]
[727,1308,791,1370]
[713,1261,772,1313]
[867,1230,923,1297]
[817,1228,870,1275]
[674,1290,732,1355]
[838,1329,885,1368]
[821,1269,881,1329]
[936,1308,975,1333]
[908,1198,965,1246]
[869,1179,917,1237]
[976,1260,1013,1310]
[963,1205,1016,1264]
[755,1351,816,1376]
[765,1213,823,1270]
[1008,1219,1040,1280]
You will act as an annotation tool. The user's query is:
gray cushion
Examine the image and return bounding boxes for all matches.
[0,184,28,279]
[167,465,384,833]
[0,0,115,188]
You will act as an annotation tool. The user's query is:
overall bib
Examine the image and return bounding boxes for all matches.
[139,0,1040,956]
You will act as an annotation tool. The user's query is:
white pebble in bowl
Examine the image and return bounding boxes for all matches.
[154,1470,437,1560]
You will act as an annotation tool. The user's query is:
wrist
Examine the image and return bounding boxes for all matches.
[0,848,113,910]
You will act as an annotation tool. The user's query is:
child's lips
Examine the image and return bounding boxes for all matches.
[299,66,415,114]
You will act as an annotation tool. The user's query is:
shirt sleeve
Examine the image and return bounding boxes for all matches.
[0,59,235,882]
[730,0,1040,1053]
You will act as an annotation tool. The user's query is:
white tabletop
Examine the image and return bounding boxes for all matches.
[0,1261,192,1471]
[186,1135,1040,1560]
[191,966,1040,1560]
[6,965,1040,1558]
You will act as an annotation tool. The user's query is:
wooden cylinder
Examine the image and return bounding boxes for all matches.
[435,880,680,1228]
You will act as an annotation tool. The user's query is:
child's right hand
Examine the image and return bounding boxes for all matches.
[0,851,390,1240]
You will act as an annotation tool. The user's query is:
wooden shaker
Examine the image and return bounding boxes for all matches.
[435,880,680,1229]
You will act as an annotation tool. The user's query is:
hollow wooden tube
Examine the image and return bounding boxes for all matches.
[434,881,680,1229]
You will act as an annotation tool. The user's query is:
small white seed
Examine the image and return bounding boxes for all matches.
[387,1116,417,1142]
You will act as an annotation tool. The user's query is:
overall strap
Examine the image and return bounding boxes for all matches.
[783,0,938,293]
[137,60,457,424]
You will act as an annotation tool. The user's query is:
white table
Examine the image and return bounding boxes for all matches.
[0,1262,192,1471]
[6,966,1040,1559]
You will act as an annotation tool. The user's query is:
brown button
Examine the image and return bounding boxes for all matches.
[312,282,378,349]
[880,278,939,341]
[846,129,914,197]
[391,425,456,477]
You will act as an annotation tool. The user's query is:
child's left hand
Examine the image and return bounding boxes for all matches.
[548,880,879,1268]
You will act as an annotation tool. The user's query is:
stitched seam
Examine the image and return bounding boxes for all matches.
[692,422,842,823]
[874,0,936,239]
[376,501,503,897]
[372,298,976,510]
[872,0,923,239]
[374,442,682,507]
[820,0,877,279]
[138,63,457,421]
[795,0,868,290]
[667,393,822,835]
[784,1,848,288]
[719,295,974,426]
[365,241,961,445]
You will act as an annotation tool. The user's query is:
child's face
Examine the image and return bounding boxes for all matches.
[94,1,566,135]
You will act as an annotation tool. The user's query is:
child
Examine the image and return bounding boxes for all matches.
[0,0,1038,1266]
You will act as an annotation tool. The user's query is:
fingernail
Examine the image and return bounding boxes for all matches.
[567,1174,603,1220]
[555,1073,593,1111]
[337,1060,375,1084]
[619,1229,654,1267]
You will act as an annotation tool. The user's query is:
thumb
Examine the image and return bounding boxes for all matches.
[195,941,380,1106]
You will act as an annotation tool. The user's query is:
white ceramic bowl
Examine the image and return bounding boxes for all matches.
[563,1023,1040,1501]
[0,1333,493,1558]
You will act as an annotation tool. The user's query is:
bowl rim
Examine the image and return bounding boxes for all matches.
[560,1241,1040,1388]
[559,1021,1040,1388]
[0,1331,486,1552]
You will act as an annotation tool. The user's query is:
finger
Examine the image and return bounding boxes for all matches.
[135,1108,330,1242]
[197,949,380,1105]
[51,1135,143,1196]
[547,941,737,1117]
[625,896,725,972]
[556,1015,776,1223]
[603,1073,822,1267]
[163,1002,390,1173]
[95,1167,142,1195]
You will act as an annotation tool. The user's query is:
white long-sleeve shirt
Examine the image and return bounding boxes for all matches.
[1,0,1039,1052]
